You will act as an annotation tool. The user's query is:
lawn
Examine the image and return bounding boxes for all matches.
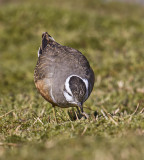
[0,0,144,159]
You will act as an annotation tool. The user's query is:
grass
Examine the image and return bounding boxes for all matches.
[0,0,144,159]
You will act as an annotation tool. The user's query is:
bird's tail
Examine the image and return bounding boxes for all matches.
[42,32,55,50]
[37,32,55,57]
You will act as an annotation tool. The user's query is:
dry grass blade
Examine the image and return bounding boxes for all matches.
[0,109,15,119]
[33,117,43,125]
[37,117,44,125]
[81,126,88,136]
[75,111,79,120]
[15,125,21,133]
[101,106,118,126]
[130,103,140,116]
[71,123,75,131]
[128,103,140,122]
[107,114,118,126]
[0,142,21,147]
[101,109,108,120]
[0,107,30,119]
[139,108,144,114]
[40,107,45,117]
[57,111,66,121]
[114,108,120,115]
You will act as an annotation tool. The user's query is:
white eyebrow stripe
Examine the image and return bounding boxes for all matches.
[65,76,73,96]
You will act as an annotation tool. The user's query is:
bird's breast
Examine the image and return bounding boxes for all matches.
[35,79,56,106]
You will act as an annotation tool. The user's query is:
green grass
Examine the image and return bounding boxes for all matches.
[0,0,144,159]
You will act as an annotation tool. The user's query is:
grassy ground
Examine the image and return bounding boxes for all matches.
[0,0,144,159]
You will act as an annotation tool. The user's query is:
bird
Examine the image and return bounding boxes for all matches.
[34,32,95,119]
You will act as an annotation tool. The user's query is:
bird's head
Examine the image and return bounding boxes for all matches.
[63,75,88,110]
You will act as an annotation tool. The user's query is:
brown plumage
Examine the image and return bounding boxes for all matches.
[34,32,95,118]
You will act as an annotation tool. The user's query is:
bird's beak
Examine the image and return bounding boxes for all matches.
[77,102,83,113]
[77,102,89,119]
